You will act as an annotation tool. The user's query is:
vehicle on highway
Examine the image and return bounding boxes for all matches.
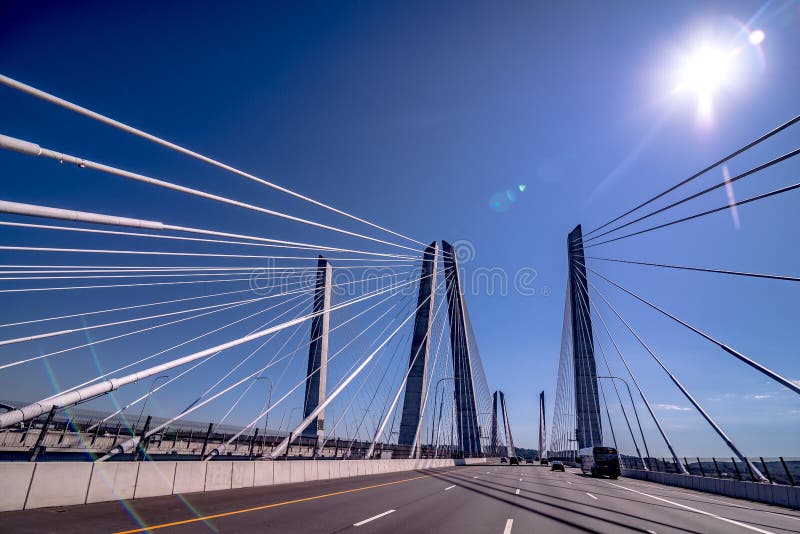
[509,456,520,465]
[500,457,508,463]
[540,458,549,466]
[525,457,533,464]
[579,446,620,478]
[551,460,565,471]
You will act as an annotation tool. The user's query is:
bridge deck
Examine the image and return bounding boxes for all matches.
[1,464,797,533]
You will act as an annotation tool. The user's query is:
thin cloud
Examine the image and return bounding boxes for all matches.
[655,403,692,412]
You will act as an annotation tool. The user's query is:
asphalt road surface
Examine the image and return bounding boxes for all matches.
[2,464,798,533]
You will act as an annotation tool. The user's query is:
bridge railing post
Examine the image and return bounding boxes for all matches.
[29,406,56,462]
[248,428,259,459]
[696,457,706,477]
[199,423,213,460]
[712,457,722,478]
[780,457,795,486]
[744,457,757,482]
[731,457,743,480]
[759,457,773,484]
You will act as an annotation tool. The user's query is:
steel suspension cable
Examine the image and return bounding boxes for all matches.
[585,147,800,243]
[584,114,800,236]
[570,259,682,470]
[571,269,647,464]
[0,134,421,253]
[586,256,800,283]
[44,291,311,400]
[586,177,800,248]
[0,203,417,260]
[0,75,424,246]
[578,262,768,481]
[587,267,800,396]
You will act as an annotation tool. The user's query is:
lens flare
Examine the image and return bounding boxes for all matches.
[748,29,765,45]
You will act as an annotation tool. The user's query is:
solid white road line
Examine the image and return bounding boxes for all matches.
[601,480,777,534]
[354,510,396,527]
[566,481,572,484]
[515,488,520,495]
[503,518,514,534]
[586,492,598,500]
[445,485,456,491]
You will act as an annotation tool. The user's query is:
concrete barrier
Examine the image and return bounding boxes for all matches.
[303,460,318,482]
[0,456,479,512]
[26,463,93,509]
[621,468,799,510]
[0,463,35,512]
[289,460,305,483]
[134,462,176,499]
[173,462,207,494]
[254,461,274,486]
[86,462,138,503]
[329,460,341,479]
[205,461,233,491]
[317,460,330,480]
[273,461,292,484]
[232,462,254,489]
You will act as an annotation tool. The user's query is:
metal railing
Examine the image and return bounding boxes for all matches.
[620,455,798,486]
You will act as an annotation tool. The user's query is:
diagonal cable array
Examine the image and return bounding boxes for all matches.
[0,72,499,464]
[555,115,800,480]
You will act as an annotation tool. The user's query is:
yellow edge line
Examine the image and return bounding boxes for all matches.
[113,473,432,533]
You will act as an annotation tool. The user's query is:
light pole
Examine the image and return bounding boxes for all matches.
[598,375,651,467]
[134,375,169,431]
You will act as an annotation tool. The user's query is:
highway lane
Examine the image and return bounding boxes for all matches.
[1,463,798,533]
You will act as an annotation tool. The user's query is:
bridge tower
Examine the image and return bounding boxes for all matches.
[568,225,603,449]
[442,240,482,457]
[302,256,332,451]
[500,391,515,458]
[490,391,499,456]
[538,390,547,460]
[398,242,439,457]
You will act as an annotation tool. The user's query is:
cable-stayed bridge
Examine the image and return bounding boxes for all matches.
[0,75,798,532]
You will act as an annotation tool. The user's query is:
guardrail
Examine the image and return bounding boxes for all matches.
[620,456,798,486]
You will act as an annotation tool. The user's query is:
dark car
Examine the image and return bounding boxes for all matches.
[500,457,508,463]
[540,458,550,466]
[525,458,533,464]
[551,460,565,472]
[509,456,520,465]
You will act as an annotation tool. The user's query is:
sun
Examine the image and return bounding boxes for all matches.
[675,45,737,119]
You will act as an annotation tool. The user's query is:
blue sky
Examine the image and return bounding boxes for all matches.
[0,0,798,456]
